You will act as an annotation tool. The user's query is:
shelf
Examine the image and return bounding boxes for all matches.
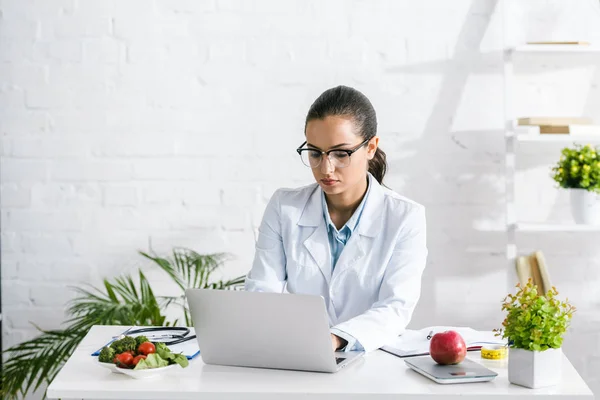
[516,223,600,232]
[476,223,600,232]
[513,126,600,142]
[509,44,600,54]
[516,134,600,143]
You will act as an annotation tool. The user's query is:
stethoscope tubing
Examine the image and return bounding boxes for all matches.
[124,326,197,346]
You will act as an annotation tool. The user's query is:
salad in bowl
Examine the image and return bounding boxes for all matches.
[96,335,188,379]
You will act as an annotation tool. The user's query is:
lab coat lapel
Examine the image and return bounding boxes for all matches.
[331,174,385,282]
[331,234,367,284]
[298,185,332,285]
[356,173,385,238]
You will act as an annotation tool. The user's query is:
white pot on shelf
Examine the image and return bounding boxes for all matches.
[508,347,562,389]
[569,189,600,225]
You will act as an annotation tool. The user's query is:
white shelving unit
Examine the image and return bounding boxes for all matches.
[503,43,600,288]
[516,134,600,143]
[509,44,600,54]
[516,222,600,232]
[514,126,600,143]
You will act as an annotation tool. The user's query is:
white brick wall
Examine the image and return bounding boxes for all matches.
[1,0,600,397]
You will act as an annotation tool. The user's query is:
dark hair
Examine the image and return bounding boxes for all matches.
[304,85,388,185]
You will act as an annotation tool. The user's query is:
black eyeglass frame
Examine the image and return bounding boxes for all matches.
[295,138,371,168]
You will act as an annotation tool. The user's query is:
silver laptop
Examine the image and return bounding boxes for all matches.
[185,289,364,373]
[404,356,498,384]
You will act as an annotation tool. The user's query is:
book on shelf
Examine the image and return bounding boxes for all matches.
[526,41,591,45]
[517,117,593,126]
[515,250,552,295]
[516,124,600,136]
[535,251,552,294]
[540,125,600,134]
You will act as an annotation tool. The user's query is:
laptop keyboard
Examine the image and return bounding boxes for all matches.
[335,357,345,364]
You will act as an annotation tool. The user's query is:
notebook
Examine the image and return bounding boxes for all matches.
[405,356,498,384]
[91,326,201,360]
[381,326,506,358]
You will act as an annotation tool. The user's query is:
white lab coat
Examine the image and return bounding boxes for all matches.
[245,173,428,352]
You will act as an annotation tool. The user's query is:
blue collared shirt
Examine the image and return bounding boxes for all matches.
[322,180,371,352]
[321,184,370,270]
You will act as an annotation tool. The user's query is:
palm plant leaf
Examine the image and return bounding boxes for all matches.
[139,251,187,291]
[66,270,166,329]
[139,248,232,291]
[141,248,246,325]
[0,326,85,400]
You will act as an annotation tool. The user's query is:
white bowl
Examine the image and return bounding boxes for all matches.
[96,358,121,373]
[95,358,178,379]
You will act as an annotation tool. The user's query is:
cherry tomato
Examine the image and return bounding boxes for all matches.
[137,342,156,356]
[133,355,147,366]
[115,352,134,368]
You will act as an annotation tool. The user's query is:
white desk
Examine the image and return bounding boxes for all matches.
[47,325,594,400]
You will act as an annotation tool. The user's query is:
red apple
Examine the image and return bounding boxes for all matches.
[429,330,467,365]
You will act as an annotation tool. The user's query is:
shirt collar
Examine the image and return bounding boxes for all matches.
[321,178,371,235]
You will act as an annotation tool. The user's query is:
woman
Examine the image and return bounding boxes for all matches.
[245,85,428,353]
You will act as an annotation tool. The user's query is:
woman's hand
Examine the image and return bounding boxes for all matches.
[330,334,347,352]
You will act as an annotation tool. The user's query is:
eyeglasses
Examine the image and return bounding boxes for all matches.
[296,138,370,169]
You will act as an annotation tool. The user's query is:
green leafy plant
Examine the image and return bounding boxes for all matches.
[495,280,576,351]
[1,247,245,400]
[551,144,600,193]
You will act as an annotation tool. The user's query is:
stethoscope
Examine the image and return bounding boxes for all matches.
[115,327,197,346]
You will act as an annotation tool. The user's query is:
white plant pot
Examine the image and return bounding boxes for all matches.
[570,189,600,225]
[508,347,562,389]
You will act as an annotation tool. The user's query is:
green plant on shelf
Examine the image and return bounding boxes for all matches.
[0,247,245,400]
[551,144,600,193]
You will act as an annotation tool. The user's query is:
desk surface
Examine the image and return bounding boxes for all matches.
[47,325,594,400]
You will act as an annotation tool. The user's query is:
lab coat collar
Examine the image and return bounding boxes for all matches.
[297,173,385,286]
[297,173,384,237]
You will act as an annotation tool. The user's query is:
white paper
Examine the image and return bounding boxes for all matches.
[166,330,200,358]
[381,326,506,358]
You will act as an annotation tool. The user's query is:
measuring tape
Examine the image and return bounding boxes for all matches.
[480,345,508,360]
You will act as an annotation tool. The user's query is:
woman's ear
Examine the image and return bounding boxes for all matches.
[367,136,379,160]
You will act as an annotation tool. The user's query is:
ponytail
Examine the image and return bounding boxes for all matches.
[368,147,387,185]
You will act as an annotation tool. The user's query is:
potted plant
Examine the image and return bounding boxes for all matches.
[551,143,600,225]
[0,247,245,400]
[495,280,576,389]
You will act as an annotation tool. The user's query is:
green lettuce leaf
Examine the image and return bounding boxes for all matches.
[134,353,169,370]
[154,342,189,368]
